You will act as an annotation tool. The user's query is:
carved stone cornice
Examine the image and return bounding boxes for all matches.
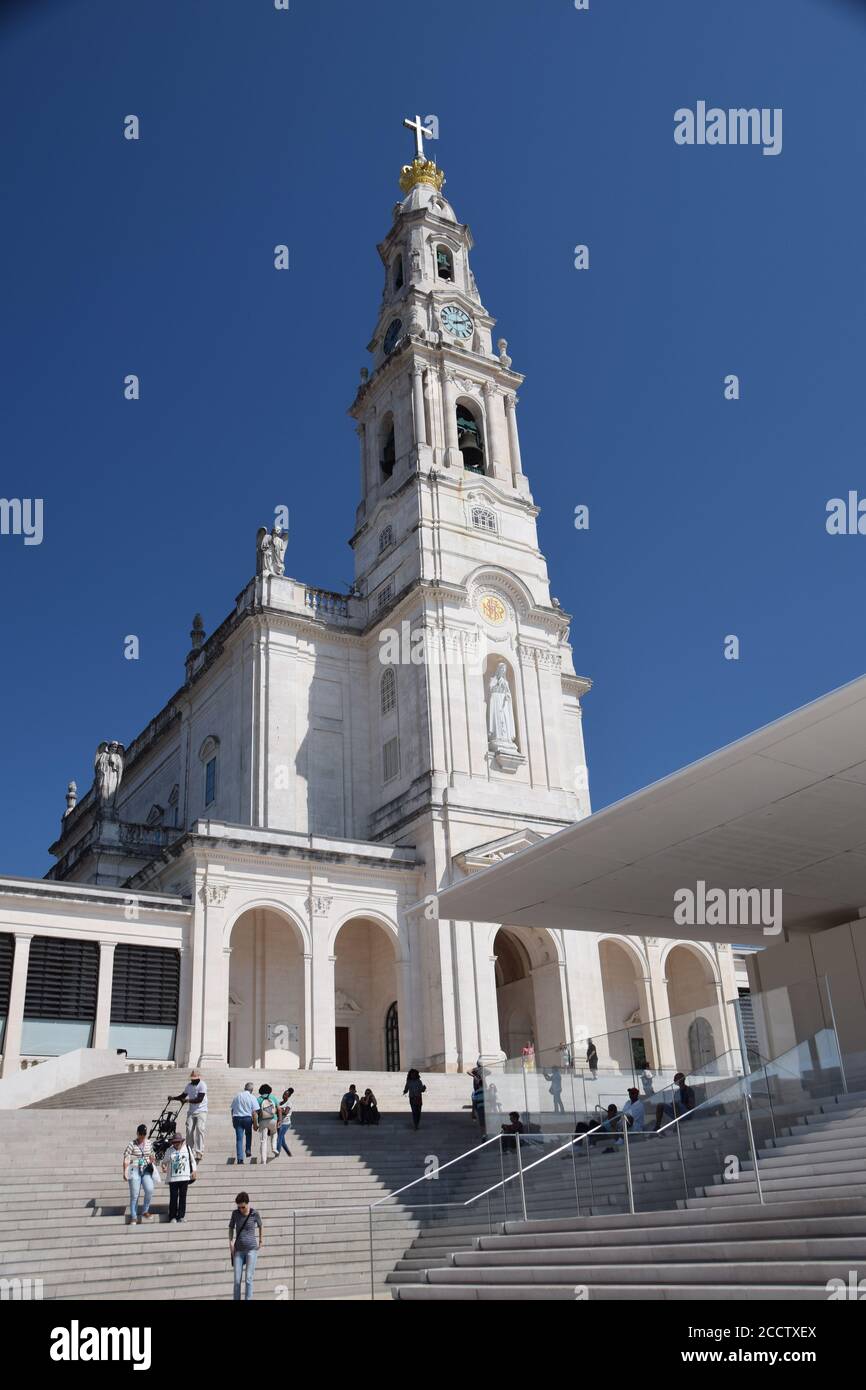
[516,642,563,672]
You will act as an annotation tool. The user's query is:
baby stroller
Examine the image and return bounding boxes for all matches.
[149,1097,186,1161]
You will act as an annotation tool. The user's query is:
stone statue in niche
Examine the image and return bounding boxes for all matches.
[258,525,287,578]
[94,741,125,806]
[487,663,517,750]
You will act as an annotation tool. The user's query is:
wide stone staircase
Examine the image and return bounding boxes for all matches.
[391,1088,866,1300]
[0,1067,496,1301]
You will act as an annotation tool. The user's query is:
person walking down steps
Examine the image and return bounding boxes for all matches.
[122,1124,157,1226]
[229,1191,263,1301]
[403,1068,426,1130]
[170,1069,208,1161]
[160,1132,197,1224]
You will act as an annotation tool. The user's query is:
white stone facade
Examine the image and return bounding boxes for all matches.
[0,149,737,1082]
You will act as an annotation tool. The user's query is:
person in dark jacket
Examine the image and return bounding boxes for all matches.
[403,1068,426,1129]
[359,1088,380,1125]
[654,1073,696,1131]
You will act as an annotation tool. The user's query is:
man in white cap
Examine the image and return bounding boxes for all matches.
[171,1070,208,1161]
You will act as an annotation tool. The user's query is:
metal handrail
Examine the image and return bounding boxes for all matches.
[293,1026,845,1298]
[369,1130,505,1209]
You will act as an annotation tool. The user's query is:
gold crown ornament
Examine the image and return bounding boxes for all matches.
[399,157,446,194]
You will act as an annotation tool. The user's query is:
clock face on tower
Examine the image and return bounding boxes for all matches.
[383,318,403,354]
[440,304,473,340]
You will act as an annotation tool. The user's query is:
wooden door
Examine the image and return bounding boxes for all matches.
[335,1026,350,1071]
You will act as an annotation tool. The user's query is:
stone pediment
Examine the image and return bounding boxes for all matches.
[454,828,545,875]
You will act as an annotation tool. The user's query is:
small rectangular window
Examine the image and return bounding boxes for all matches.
[205,756,217,806]
[383,736,400,784]
[376,582,394,612]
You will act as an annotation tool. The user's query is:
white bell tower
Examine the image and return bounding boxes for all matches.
[348,119,553,613]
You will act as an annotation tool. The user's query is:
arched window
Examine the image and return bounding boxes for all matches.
[198,736,220,809]
[385,1001,400,1072]
[436,245,454,281]
[380,417,396,480]
[471,505,497,533]
[456,404,485,473]
[393,255,404,290]
[380,666,396,716]
[378,524,393,554]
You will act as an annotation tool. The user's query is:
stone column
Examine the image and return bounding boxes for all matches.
[483,382,509,482]
[505,393,523,482]
[93,940,117,1050]
[198,884,230,1065]
[396,955,416,1068]
[309,937,336,1070]
[302,952,313,1069]
[411,366,427,448]
[176,930,196,1067]
[645,949,677,1071]
[474,928,505,1066]
[441,368,460,468]
[1,933,32,1078]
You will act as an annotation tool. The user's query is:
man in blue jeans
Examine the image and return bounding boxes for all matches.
[230,1082,258,1164]
[229,1192,262,1301]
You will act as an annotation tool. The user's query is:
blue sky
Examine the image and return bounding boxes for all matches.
[2,0,865,876]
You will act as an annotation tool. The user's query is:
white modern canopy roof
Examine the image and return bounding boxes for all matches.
[434,673,866,945]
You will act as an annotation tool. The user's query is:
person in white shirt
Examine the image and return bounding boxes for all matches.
[275,1087,294,1158]
[623,1087,646,1134]
[171,1070,208,1161]
[160,1132,197,1223]
[230,1082,258,1165]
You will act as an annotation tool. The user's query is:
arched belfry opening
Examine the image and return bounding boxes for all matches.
[436,245,454,281]
[380,415,396,480]
[456,403,484,473]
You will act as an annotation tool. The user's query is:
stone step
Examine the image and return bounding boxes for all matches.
[392,1283,838,1301]
[420,1259,866,1287]
[460,1212,866,1252]
[444,1236,866,1268]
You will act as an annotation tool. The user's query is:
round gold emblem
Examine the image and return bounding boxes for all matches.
[479,595,507,625]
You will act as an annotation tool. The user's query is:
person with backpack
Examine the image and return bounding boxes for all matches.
[403,1068,426,1130]
[122,1123,157,1225]
[254,1083,279,1164]
[160,1132,197,1223]
[228,1191,263,1301]
[275,1087,294,1157]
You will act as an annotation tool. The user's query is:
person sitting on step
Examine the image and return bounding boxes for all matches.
[340,1084,360,1125]
[653,1072,696,1133]
[359,1088,380,1125]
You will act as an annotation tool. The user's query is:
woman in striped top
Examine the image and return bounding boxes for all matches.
[122,1124,157,1225]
